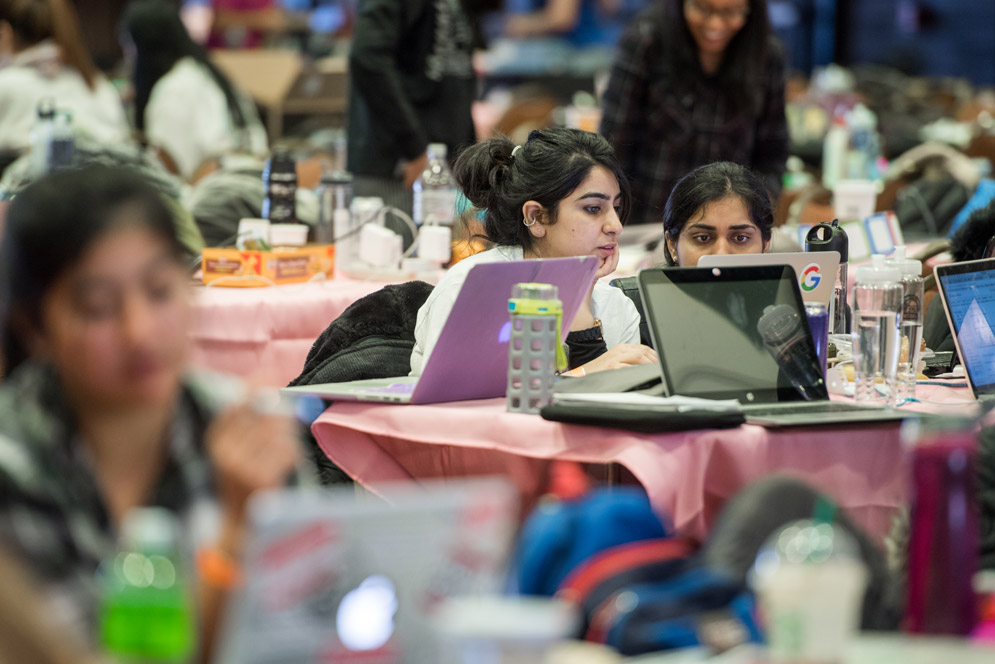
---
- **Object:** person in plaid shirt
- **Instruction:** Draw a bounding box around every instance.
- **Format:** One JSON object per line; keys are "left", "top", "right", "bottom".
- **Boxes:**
{"left": 600, "top": 0, "right": 788, "bottom": 226}
{"left": 0, "top": 166, "right": 309, "bottom": 656}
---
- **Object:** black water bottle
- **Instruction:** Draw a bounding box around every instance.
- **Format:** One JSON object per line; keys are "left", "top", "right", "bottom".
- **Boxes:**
{"left": 806, "top": 219, "right": 849, "bottom": 334}
{"left": 261, "top": 146, "right": 297, "bottom": 224}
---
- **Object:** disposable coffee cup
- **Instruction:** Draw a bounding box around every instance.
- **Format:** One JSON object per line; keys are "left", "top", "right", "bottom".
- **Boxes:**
{"left": 833, "top": 180, "right": 877, "bottom": 222}
{"left": 750, "top": 520, "right": 869, "bottom": 664}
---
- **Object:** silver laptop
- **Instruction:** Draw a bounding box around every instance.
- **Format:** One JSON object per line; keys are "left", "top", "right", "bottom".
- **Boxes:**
{"left": 282, "top": 256, "right": 597, "bottom": 404}
{"left": 637, "top": 264, "right": 910, "bottom": 427}
{"left": 214, "top": 478, "right": 518, "bottom": 664}
{"left": 698, "top": 251, "right": 840, "bottom": 308}
{"left": 934, "top": 257, "right": 995, "bottom": 402}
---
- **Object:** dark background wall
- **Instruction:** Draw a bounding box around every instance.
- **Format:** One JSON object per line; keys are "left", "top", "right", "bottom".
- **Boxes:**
{"left": 75, "top": 0, "right": 995, "bottom": 85}
{"left": 773, "top": 0, "right": 995, "bottom": 84}
{"left": 844, "top": 0, "right": 995, "bottom": 84}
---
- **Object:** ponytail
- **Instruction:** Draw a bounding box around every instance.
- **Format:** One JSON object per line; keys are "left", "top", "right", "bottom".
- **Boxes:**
{"left": 453, "top": 128, "right": 631, "bottom": 251}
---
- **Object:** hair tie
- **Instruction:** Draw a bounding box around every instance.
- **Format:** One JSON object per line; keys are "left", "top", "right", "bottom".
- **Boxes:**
{"left": 511, "top": 145, "right": 522, "bottom": 159}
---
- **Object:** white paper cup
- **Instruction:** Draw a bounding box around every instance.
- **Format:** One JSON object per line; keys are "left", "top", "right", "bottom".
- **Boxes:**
{"left": 269, "top": 223, "right": 309, "bottom": 247}
{"left": 833, "top": 180, "right": 877, "bottom": 222}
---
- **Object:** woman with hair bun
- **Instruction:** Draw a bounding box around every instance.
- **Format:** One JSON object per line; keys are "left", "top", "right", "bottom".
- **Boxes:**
{"left": 410, "top": 127, "right": 656, "bottom": 376}
{"left": 0, "top": 0, "right": 128, "bottom": 154}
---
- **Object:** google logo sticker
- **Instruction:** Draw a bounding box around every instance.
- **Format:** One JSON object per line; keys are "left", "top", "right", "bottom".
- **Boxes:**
{"left": 800, "top": 263, "right": 822, "bottom": 292}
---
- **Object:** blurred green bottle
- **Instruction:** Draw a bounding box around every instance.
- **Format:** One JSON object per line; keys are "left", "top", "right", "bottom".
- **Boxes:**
{"left": 99, "top": 507, "right": 196, "bottom": 662}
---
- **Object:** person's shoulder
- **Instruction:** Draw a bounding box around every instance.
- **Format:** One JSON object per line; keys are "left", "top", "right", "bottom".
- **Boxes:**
{"left": 153, "top": 57, "right": 215, "bottom": 97}
{"left": 593, "top": 279, "right": 638, "bottom": 314}
{"left": 0, "top": 365, "right": 61, "bottom": 485}
{"left": 442, "top": 245, "right": 522, "bottom": 280}
{"left": 0, "top": 64, "right": 47, "bottom": 98}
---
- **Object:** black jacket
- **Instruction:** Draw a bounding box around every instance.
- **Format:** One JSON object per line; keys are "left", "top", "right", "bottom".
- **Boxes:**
{"left": 347, "top": 0, "right": 477, "bottom": 178}
{"left": 290, "top": 281, "right": 434, "bottom": 387}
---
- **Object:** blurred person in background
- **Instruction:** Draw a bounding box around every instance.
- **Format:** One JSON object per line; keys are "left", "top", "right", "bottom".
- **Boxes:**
{"left": 0, "top": 0, "right": 128, "bottom": 165}
{"left": 0, "top": 166, "right": 310, "bottom": 658}
{"left": 347, "top": 0, "right": 496, "bottom": 216}
{"left": 600, "top": 0, "right": 788, "bottom": 226}
{"left": 504, "top": 0, "right": 646, "bottom": 49}
{"left": 122, "top": 0, "right": 269, "bottom": 183}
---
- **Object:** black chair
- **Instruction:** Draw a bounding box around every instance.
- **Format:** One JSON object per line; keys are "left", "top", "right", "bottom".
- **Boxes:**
{"left": 608, "top": 276, "right": 654, "bottom": 348}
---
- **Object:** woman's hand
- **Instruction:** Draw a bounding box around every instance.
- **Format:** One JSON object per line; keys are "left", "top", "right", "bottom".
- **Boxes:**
{"left": 206, "top": 399, "right": 301, "bottom": 547}
{"left": 580, "top": 344, "right": 657, "bottom": 374}
{"left": 199, "top": 396, "right": 301, "bottom": 663}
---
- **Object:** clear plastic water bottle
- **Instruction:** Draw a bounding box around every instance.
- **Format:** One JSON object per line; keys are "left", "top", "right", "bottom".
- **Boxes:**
{"left": 316, "top": 169, "right": 352, "bottom": 245}
{"left": 29, "top": 98, "right": 56, "bottom": 176}
{"left": 261, "top": 145, "right": 298, "bottom": 224}
{"left": 851, "top": 255, "right": 902, "bottom": 405}
{"left": 99, "top": 507, "right": 196, "bottom": 662}
{"left": 846, "top": 103, "right": 880, "bottom": 180}
{"left": 48, "top": 110, "right": 75, "bottom": 172}
{"left": 507, "top": 283, "right": 567, "bottom": 414}
{"left": 821, "top": 108, "right": 850, "bottom": 191}
{"left": 413, "top": 143, "right": 457, "bottom": 227}
{"left": 887, "top": 246, "right": 924, "bottom": 403}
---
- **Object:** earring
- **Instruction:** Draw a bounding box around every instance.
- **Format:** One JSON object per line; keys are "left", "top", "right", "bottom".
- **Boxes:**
{"left": 523, "top": 216, "right": 537, "bottom": 227}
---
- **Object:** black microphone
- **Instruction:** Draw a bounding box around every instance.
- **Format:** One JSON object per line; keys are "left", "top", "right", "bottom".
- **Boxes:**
{"left": 757, "top": 304, "right": 828, "bottom": 401}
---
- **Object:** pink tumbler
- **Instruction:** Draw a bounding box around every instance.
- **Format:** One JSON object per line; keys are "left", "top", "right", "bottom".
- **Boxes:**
{"left": 904, "top": 420, "right": 979, "bottom": 635}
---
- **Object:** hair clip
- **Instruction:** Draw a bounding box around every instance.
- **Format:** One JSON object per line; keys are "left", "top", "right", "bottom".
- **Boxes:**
{"left": 511, "top": 145, "right": 522, "bottom": 159}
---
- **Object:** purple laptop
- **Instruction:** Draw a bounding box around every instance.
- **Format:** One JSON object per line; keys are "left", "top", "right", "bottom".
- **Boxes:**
{"left": 282, "top": 256, "right": 599, "bottom": 404}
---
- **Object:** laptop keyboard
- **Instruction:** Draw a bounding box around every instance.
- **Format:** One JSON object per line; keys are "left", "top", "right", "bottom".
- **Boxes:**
{"left": 742, "top": 401, "right": 877, "bottom": 416}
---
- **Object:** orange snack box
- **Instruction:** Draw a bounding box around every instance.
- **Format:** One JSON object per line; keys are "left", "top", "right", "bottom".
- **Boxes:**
{"left": 201, "top": 244, "right": 335, "bottom": 287}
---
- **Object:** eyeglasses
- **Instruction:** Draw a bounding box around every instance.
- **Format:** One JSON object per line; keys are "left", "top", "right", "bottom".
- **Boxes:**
{"left": 685, "top": 0, "right": 751, "bottom": 23}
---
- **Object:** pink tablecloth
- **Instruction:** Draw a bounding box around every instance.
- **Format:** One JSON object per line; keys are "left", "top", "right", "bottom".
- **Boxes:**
{"left": 311, "top": 383, "right": 978, "bottom": 545}
{"left": 190, "top": 277, "right": 396, "bottom": 386}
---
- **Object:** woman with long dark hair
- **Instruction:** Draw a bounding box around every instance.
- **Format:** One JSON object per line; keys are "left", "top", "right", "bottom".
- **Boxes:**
{"left": 600, "top": 0, "right": 788, "bottom": 226}
{"left": 121, "top": 0, "right": 268, "bottom": 182}
{"left": 0, "top": 0, "right": 128, "bottom": 154}
{"left": 411, "top": 127, "right": 656, "bottom": 376}
{"left": 0, "top": 166, "right": 307, "bottom": 656}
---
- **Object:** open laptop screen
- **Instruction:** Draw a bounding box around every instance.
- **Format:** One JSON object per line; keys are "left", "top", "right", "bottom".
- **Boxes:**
{"left": 638, "top": 265, "right": 828, "bottom": 403}
{"left": 935, "top": 258, "right": 995, "bottom": 396}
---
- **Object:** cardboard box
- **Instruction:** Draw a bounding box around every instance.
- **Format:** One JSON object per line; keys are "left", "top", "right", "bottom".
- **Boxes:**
{"left": 202, "top": 244, "right": 335, "bottom": 287}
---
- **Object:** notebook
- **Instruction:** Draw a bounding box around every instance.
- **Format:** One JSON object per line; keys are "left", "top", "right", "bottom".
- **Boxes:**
{"left": 637, "top": 264, "right": 910, "bottom": 427}
{"left": 282, "top": 256, "right": 598, "bottom": 404}
{"left": 697, "top": 251, "right": 840, "bottom": 308}
{"left": 934, "top": 257, "right": 995, "bottom": 402}
{"left": 214, "top": 478, "right": 518, "bottom": 664}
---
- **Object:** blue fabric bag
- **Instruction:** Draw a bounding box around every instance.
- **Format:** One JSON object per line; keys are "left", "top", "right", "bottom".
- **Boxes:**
{"left": 515, "top": 486, "right": 671, "bottom": 597}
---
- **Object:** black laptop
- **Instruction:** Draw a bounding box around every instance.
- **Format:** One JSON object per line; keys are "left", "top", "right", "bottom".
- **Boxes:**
{"left": 637, "top": 264, "right": 911, "bottom": 427}
{"left": 934, "top": 257, "right": 995, "bottom": 403}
